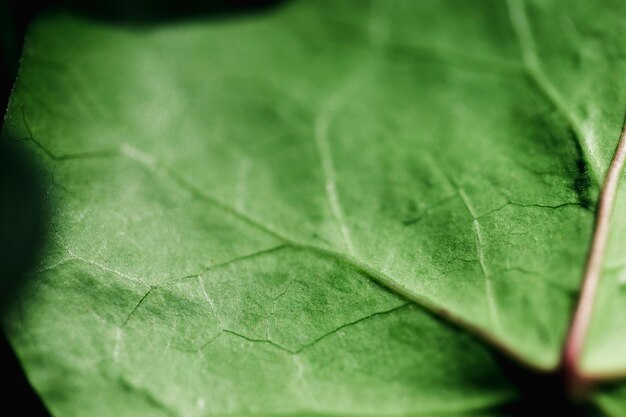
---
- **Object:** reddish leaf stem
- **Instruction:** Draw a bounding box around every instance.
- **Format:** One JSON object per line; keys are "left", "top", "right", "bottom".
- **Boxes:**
{"left": 563, "top": 118, "right": 626, "bottom": 398}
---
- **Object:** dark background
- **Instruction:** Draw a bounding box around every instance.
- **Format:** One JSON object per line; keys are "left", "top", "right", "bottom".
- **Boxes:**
{"left": 2, "top": 2, "right": 56, "bottom": 415}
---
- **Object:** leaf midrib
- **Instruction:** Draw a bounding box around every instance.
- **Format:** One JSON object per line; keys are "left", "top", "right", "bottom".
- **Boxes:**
{"left": 507, "top": 0, "right": 626, "bottom": 386}
{"left": 563, "top": 121, "right": 626, "bottom": 391}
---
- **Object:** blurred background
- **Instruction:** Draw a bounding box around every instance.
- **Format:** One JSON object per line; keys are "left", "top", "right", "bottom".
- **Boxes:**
{"left": 0, "top": 1, "right": 281, "bottom": 415}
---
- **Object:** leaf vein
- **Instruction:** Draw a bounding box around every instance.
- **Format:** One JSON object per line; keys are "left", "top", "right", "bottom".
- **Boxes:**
{"left": 506, "top": 0, "right": 602, "bottom": 182}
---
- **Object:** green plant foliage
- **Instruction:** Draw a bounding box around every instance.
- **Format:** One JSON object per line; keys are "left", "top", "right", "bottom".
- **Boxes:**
{"left": 2, "top": 0, "right": 626, "bottom": 415}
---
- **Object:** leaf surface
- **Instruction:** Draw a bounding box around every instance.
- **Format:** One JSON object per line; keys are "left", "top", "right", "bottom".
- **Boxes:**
{"left": 2, "top": 0, "right": 626, "bottom": 415}
{"left": 7, "top": 241, "right": 514, "bottom": 416}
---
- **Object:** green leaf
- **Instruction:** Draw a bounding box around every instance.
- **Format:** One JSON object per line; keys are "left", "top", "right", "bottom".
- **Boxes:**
{"left": 594, "top": 386, "right": 626, "bottom": 417}
{"left": 2, "top": 0, "right": 626, "bottom": 415}
{"left": 7, "top": 243, "right": 514, "bottom": 416}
